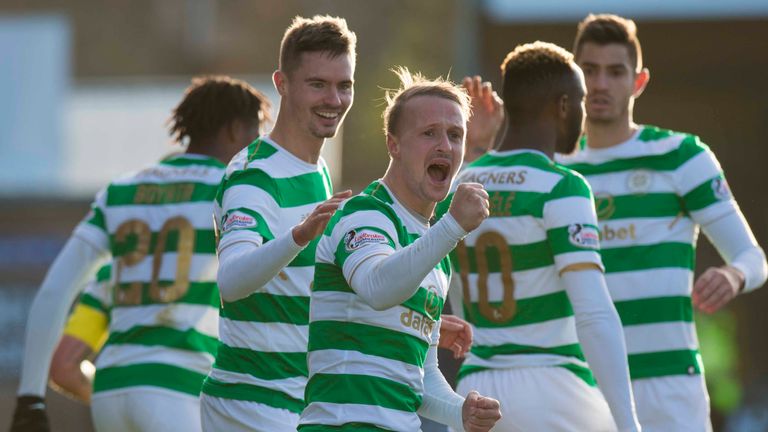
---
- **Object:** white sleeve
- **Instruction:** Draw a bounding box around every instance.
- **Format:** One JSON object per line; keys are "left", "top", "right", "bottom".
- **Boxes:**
{"left": 417, "top": 345, "right": 465, "bottom": 431}
{"left": 447, "top": 273, "right": 465, "bottom": 320}
{"left": 700, "top": 208, "right": 768, "bottom": 292}
{"left": 217, "top": 231, "right": 305, "bottom": 302}
{"left": 17, "top": 236, "right": 109, "bottom": 397}
{"left": 562, "top": 269, "right": 640, "bottom": 432}
{"left": 346, "top": 213, "right": 467, "bottom": 311}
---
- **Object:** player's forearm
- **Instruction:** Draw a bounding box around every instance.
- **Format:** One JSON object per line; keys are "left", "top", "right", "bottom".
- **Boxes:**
{"left": 18, "top": 236, "right": 106, "bottom": 397}
{"left": 417, "top": 346, "right": 465, "bottom": 431}
{"left": 563, "top": 269, "right": 640, "bottom": 432}
{"left": 49, "top": 362, "right": 92, "bottom": 404}
{"left": 217, "top": 230, "right": 304, "bottom": 302}
{"left": 701, "top": 209, "right": 768, "bottom": 292}
{"left": 348, "top": 213, "right": 467, "bottom": 310}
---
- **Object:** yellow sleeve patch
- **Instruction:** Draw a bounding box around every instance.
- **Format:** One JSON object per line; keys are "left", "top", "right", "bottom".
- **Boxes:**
{"left": 63, "top": 304, "right": 109, "bottom": 352}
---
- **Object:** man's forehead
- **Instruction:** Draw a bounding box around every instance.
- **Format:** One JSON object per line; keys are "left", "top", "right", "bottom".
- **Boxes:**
{"left": 577, "top": 42, "right": 633, "bottom": 67}
{"left": 402, "top": 95, "right": 465, "bottom": 127}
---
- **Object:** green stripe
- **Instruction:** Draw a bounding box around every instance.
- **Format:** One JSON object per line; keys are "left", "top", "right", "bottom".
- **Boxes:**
{"left": 463, "top": 290, "right": 573, "bottom": 328}
{"left": 456, "top": 363, "right": 595, "bottom": 386}
{"left": 223, "top": 169, "right": 329, "bottom": 208}
{"left": 638, "top": 125, "right": 677, "bottom": 142}
{"left": 330, "top": 195, "right": 407, "bottom": 246}
{"left": 112, "top": 229, "right": 215, "bottom": 257}
{"left": 105, "top": 325, "right": 218, "bottom": 356}
{"left": 614, "top": 296, "right": 693, "bottom": 326}
{"left": 299, "top": 423, "right": 394, "bottom": 432}
{"left": 291, "top": 238, "right": 318, "bottom": 267}
{"left": 94, "top": 363, "right": 206, "bottom": 395}
{"left": 547, "top": 224, "right": 600, "bottom": 255}
{"left": 601, "top": 243, "right": 694, "bottom": 273}
{"left": 85, "top": 206, "right": 107, "bottom": 232}
{"left": 96, "top": 264, "right": 112, "bottom": 281}
{"left": 402, "top": 286, "right": 444, "bottom": 321}
{"left": 113, "top": 281, "right": 219, "bottom": 307}
{"left": 452, "top": 240, "right": 553, "bottom": 274}
{"left": 595, "top": 193, "right": 684, "bottom": 220}
{"left": 80, "top": 293, "right": 109, "bottom": 314}
{"left": 564, "top": 135, "right": 703, "bottom": 175}
{"left": 202, "top": 377, "right": 304, "bottom": 413}
{"left": 470, "top": 342, "right": 584, "bottom": 361}
{"left": 213, "top": 344, "right": 307, "bottom": 380}
{"left": 309, "top": 320, "right": 428, "bottom": 367}
{"left": 313, "top": 263, "right": 354, "bottom": 294}
{"left": 306, "top": 373, "right": 421, "bottom": 413}
{"left": 333, "top": 226, "right": 395, "bottom": 268}
{"left": 246, "top": 138, "right": 278, "bottom": 162}
{"left": 682, "top": 174, "right": 726, "bottom": 212}
{"left": 628, "top": 349, "right": 702, "bottom": 380}
{"left": 363, "top": 180, "right": 394, "bottom": 204}
{"left": 161, "top": 155, "right": 225, "bottom": 168}
{"left": 106, "top": 182, "right": 219, "bottom": 206}
{"left": 221, "top": 293, "right": 309, "bottom": 324}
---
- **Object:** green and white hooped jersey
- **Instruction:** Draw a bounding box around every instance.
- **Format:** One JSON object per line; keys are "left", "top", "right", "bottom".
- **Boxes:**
{"left": 557, "top": 125, "right": 738, "bottom": 380}
{"left": 201, "top": 137, "right": 333, "bottom": 415}
{"left": 73, "top": 153, "right": 226, "bottom": 397}
{"left": 299, "top": 181, "right": 449, "bottom": 432}
{"left": 436, "top": 149, "right": 603, "bottom": 385}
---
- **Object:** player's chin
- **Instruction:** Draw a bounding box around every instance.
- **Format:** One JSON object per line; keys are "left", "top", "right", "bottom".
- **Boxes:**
{"left": 423, "top": 182, "right": 451, "bottom": 204}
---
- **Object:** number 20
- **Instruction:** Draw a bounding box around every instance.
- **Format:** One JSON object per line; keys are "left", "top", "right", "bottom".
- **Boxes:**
{"left": 113, "top": 216, "right": 195, "bottom": 305}
{"left": 455, "top": 231, "right": 517, "bottom": 323}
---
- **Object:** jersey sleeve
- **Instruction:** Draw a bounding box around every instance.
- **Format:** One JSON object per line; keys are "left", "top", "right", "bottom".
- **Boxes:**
{"left": 675, "top": 135, "right": 738, "bottom": 225}
{"left": 72, "top": 186, "right": 110, "bottom": 251}
{"left": 63, "top": 265, "right": 112, "bottom": 352}
{"left": 215, "top": 167, "right": 280, "bottom": 252}
{"left": 543, "top": 172, "right": 604, "bottom": 274}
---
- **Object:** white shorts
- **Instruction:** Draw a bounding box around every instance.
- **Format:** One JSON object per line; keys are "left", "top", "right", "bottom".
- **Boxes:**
{"left": 91, "top": 388, "right": 202, "bottom": 432}
{"left": 200, "top": 393, "right": 299, "bottom": 432}
{"left": 632, "top": 375, "right": 712, "bottom": 432}
{"left": 454, "top": 366, "right": 617, "bottom": 432}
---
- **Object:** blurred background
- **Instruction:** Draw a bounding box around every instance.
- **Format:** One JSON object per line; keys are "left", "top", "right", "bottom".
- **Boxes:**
{"left": 1, "top": 1, "right": 767, "bottom": 430}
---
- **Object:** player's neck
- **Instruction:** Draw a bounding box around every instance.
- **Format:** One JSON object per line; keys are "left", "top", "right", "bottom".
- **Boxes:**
{"left": 495, "top": 121, "right": 556, "bottom": 159}
{"left": 381, "top": 172, "right": 435, "bottom": 221}
{"left": 186, "top": 141, "right": 225, "bottom": 163}
{"left": 269, "top": 120, "right": 324, "bottom": 164}
{"left": 584, "top": 117, "right": 639, "bottom": 149}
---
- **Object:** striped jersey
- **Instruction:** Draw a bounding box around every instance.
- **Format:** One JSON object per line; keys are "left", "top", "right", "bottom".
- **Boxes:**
{"left": 202, "top": 137, "right": 333, "bottom": 415}
{"left": 435, "top": 149, "right": 603, "bottom": 385}
{"left": 300, "top": 181, "right": 450, "bottom": 432}
{"left": 72, "top": 153, "right": 225, "bottom": 397}
{"left": 557, "top": 125, "right": 737, "bottom": 380}
{"left": 63, "top": 264, "right": 112, "bottom": 353}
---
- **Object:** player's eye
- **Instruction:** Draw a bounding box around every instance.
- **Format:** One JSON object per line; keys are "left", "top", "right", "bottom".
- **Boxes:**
{"left": 424, "top": 129, "right": 435, "bottom": 137}
{"left": 309, "top": 81, "right": 325, "bottom": 89}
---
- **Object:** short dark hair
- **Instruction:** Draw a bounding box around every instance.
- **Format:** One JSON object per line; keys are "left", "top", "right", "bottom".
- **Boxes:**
{"left": 574, "top": 14, "right": 643, "bottom": 72}
{"left": 279, "top": 15, "right": 357, "bottom": 76}
{"left": 168, "top": 76, "right": 271, "bottom": 145}
{"left": 382, "top": 67, "right": 471, "bottom": 136}
{"left": 500, "top": 41, "right": 575, "bottom": 122}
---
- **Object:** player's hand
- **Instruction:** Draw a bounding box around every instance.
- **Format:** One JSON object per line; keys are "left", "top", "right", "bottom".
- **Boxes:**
{"left": 462, "top": 390, "right": 502, "bottom": 432}
{"left": 438, "top": 314, "right": 473, "bottom": 359}
{"left": 692, "top": 265, "right": 744, "bottom": 313}
{"left": 292, "top": 190, "right": 353, "bottom": 246}
{"left": 10, "top": 396, "right": 50, "bottom": 432}
{"left": 463, "top": 76, "right": 504, "bottom": 161}
{"left": 449, "top": 183, "right": 489, "bottom": 232}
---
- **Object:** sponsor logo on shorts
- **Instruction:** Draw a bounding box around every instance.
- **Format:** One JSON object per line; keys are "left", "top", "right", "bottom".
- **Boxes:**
{"left": 568, "top": 223, "right": 600, "bottom": 249}
{"left": 344, "top": 229, "right": 388, "bottom": 252}
{"left": 711, "top": 177, "right": 732, "bottom": 201}
{"left": 221, "top": 211, "right": 257, "bottom": 233}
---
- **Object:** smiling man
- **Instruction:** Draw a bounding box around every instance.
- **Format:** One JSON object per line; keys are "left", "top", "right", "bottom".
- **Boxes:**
{"left": 199, "top": 16, "right": 355, "bottom": 432}
{"left": 557, "top": 14, "right": 768, "bottom": 431}
{"left": 298, "top": 68, "right": 501, "bottom": 432}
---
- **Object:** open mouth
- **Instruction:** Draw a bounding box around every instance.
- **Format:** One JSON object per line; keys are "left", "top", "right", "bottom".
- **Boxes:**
{"left": 427, "top": 161, "right": 451, "bottom": 183}
{"left": 316, "top": 110, "right": 340, "bottom": 121}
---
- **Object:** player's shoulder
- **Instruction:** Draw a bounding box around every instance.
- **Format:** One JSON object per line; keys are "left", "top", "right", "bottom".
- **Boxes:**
{"left": 549, "top": 163, "right": 593, "bottom": 199}
{"left": 637, "top": 124, "right": 709, "bottom": 158}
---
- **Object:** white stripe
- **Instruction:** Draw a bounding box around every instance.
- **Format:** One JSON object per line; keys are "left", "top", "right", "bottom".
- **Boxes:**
{"left": 456, "top": 165, "right": 563, "bottom": 193}
{"left": 553, "top": 251, "right": 603, "bottom": 274}
{"left": 96, "top": 344, "right": 214, "bottom": 373}
{"left": 219, "top": 319, "right": 307, "bottom": 353}
{"left": 308, "top": 349, "right": 423, "bottom": 391}
{"left": 676, "top": 150, "right": 722, "bottom": 195}
{"left": 244, "top": 143, "right": 328, "bottom": 180}
{"left": 310, "top": 291, "right": 435, "bottom": 344}
{"left": 623, "top": 321, "right": 698, "bottom": 355}
{"left": 473, "top": 316, "right": 578, "bottom": 348}
{"left": 110, "top": 165, "right": 225, "bottom": 186}
{"left": 598, "top": 217, "right": 696, "bottom": 249}
{"left": 581, "top": 170, "right": 676, "bottom": 196}
{"left": 110, "top": 303, "right": 219, "bottom": 337}
{"left": 300, "top": 402, "right": 419, "bottom": 431}
{"left": 605, "top": 268, "right": 692, "bottom": 301}
{"left": 543, "top": 196, "right": 599, "bottom": 230}
{"left": 463, "top": 215, "right": 546, "bottom": 246}
{"left": 104, "top": 202, "right": 216, "bottom": 231}
{"left": 557, "top": 132, "right": 684, "bottom": 165}
{"left": 463, "top": 267, "right": 561, "bottom": 301}
{"left": 116, "top": 253, "right": 217, "bottom": 283}
{"left": 208, "top": 367, "right": 306, "bottom": 400}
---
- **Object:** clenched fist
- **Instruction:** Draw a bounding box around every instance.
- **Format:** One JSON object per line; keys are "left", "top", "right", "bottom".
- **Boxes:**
{"left": 449, "top": 183, "right": 489, "bottom": 232}
{"left": 462, "top": 390, "right": 502, "bottom": 432}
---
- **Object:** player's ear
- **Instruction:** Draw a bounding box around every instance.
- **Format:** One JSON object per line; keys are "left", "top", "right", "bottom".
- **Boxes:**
{"left": 386, "top": 132, "right": 400, "bottom": 159}
{"left": 273, "top": 70, "right": 287, "bottom": 96}
{"left": 633, "top": 68, "right": 650, "bottom": 98}
{"left": 557, "top": 93, "right": 570, "bottom": 120}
